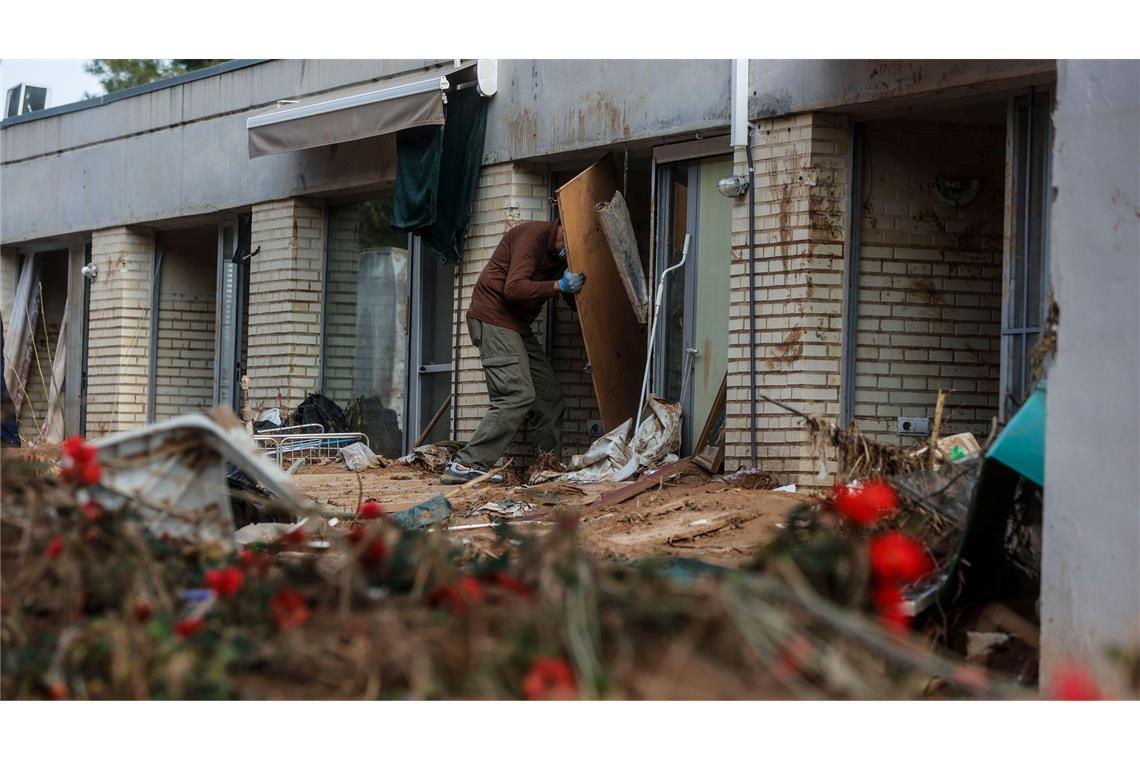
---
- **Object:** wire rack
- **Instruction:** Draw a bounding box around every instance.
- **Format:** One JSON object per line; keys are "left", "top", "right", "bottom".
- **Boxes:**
{"left": 254, "top": 425, "right": 371, "bottom": 469}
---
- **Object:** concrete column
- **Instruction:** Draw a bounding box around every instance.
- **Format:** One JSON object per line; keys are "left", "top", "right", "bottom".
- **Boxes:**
{"left": 725, "top": 113, "right": 850, "bottom": 487}
{"left": 246, "top": 198, "right": 325, "bottom": 414}
{"left": 1041, "top": 60, "right": 1140, "bottom": 695}
{"left": 1, "top": 246, "right": 19, "bottom": 327}
{"left": 86, "top": 227, "right": 154, "bottom": 436}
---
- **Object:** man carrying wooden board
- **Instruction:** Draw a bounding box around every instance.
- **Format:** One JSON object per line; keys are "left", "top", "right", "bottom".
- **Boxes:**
{"left": 442, "top": 218, "right": 586, "bottom": 484}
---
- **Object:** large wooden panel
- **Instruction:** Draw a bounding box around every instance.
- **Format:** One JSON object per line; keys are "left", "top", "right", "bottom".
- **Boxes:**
{"left": 557, "top": 155, "right": 647, "bottom": 431}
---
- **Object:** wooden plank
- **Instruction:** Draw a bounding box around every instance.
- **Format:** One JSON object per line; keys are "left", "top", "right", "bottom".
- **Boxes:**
{"left": 595, "top": 191, "right": 649, "bottom": 323}
{"left": 557, "top": 156, "right": 647, "bottom": 431}
{"left": 596, "top": 458, "right": 695, "bottom": 509}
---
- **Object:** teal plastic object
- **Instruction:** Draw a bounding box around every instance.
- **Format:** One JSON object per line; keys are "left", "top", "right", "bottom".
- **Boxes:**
{"left": 986, "top": 384, "right": 1047, "bottom": 486}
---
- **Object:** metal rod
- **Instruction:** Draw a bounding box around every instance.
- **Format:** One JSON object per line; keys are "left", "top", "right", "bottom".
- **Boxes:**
{"left": 758, "top": 393, "right": 816, "bottom": 422}
{"left": 633, "top": 234, "right": 690, "bottom": 439}
{"left": 414, "top": 392, "right": 452, "bottom": 449}
{"left": 839, "top": 123, "right": 864, "bottom": 427}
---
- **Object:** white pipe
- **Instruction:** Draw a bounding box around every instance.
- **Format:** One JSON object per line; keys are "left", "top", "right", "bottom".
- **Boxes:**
{"left": 632, "top": 234, "right": 690, "bottom": 439}
{"left": 730, "top": 60, "right": 749, "bottom": 148}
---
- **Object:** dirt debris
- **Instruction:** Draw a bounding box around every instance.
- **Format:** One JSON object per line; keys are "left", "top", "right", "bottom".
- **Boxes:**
{"left": 294, "top": 465, "right": 805, "bottom": 568}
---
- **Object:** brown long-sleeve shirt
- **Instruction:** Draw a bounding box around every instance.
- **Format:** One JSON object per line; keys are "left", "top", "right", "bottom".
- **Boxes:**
{"left": 467, "top": 220, "right": 571, "bottom": 336}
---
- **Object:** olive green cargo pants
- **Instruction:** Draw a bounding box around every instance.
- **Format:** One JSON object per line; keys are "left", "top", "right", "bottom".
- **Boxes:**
{"left": 454, "top": 317, "right": 565, "bottom": 469}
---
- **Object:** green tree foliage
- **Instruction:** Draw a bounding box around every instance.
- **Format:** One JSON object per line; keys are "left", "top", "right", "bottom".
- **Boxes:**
{"left": 84, "top": 60, "right": 227, "bottom": 95}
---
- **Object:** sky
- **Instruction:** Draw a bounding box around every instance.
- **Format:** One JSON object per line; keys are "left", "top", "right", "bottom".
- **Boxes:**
{"left": 0, "top": 59, "right": 104, "bottom": 108}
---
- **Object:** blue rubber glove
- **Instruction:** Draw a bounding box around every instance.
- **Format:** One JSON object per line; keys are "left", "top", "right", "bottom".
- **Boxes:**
{"left": 557, "top": 270, "right": 586, "bottom": 294}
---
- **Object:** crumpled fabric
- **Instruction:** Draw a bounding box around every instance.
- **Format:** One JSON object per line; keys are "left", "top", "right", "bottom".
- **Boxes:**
{"left": 531, "top": 396, "right": 681, "bottom": 484}
{"left": 395, "top": 443, "right": 457, "bottom": 473}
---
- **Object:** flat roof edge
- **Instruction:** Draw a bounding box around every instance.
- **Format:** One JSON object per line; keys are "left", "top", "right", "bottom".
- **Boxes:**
{"left": 1, "top": 59, "right": 268, "bottom": 129}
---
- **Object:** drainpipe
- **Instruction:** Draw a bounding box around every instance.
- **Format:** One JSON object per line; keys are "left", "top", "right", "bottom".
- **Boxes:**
{"left": 746, "top": 126, "right": 757, "bottom": 469}
{"left": 451, "top": 254, "right": 464, "bottom": 442}
{"left": 731, "top": 59, "right": 759, "bottom": 469}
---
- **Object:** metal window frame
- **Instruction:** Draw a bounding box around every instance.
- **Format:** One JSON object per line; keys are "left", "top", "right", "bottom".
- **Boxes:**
{"left": 405, "top": 235, "right": 456, "bottom": 452}
{"left": 1000, "top": 87, "right": 1054, "bottom": 418}
{"left": 212, "top": 217, "right": 245, "bottom": 412}
{"left": 64, "top": 238, "right": 90, "bottom": 437}
{"left": 146, "top": 236, "right": 164, "bottom": 423}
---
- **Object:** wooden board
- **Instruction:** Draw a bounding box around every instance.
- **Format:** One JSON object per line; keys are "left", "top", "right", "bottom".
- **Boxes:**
{"left": 595, "top": 459, "right": 696, "bottom": 509}
{"left": 557, "top": 156, "right": 647, "bottom": 431}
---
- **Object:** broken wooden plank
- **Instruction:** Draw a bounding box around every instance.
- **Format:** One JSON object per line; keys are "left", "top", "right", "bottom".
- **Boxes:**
{"left": 596, "top": 458, "right": 695, "bottom": 509}
{"left": 557, "top": 156, "right": 647, "bottom": 432}
{"left": 595, "top": 190, "right": 649, "bottom": 324}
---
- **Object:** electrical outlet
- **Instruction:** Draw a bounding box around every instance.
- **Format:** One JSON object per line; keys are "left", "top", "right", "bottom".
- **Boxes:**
{"left": 587, "top": 419, "right": 604, "bottom": 437}
{"left": 897, "top": 416, "right": 930, "bottom": 436}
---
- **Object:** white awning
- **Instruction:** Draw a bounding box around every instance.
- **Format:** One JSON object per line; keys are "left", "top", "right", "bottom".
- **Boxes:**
{"left": 246, "top": 64, "right": 473, "bottom": 158}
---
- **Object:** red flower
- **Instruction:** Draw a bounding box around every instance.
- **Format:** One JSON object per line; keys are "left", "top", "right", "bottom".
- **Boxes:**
{"left": 205, "top": 566, "right": 245, "bottom": 598}
{"left": 80, "top": 500, "right": 104, "bottom": 522}
{"left": 60, "top": 437, "right": 102, "bottom": 486}
{"left": 347, "top": 525, "right": 367, "bottom": 545}
{"left": 361, "top": 537, "right": 388, "bottom": 567}
{"left": 280, "top": 527, "right": 307, "bottom": 548}
{"left": 270, "top": 589, "right": 310, "bottom": 630}
{"left": 357, "top": 499, "right": 383, "bottom": 520}
{"left": 174, "top": 617, "right": 205, "bottom": 638}
{"left": 869, "top": 532, "right": 933, "bottom": 583}
{"left": 426, "top": 577, "right": 485, "bottom": 613}
{"left": 45, "top": 536, "right": 63, "bottom": 560}
{"left": 522, "top": 657, "right": 577, "bottom": 700}
{"left": 832, "top": 480, "right": 898, "bottom": 526}
{"left": 47, "top": 681, "right": 70, "bottom": 700}
{"left": 872, "top": 583, "right": 910, "bottom": 631}
{"left": 62, "top": 436, "right": 95, "bottom": 463}
{"left": 133, "top": 599, "right": 154, "bottom": 623}
{"left": 1049, "top": 664, "right": 1103, "bottom": 700}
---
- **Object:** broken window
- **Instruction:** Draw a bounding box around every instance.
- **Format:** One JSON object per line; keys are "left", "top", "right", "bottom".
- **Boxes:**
{"left": 322, "top": 196, "right": 410, "bottom": 457}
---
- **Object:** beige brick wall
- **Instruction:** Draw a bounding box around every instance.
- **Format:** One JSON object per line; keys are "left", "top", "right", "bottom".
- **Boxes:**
{"left": 322, "top": 206, "right": 362, "bottom": 409}
{"left": 452, "top": 161, "right": 599, "bottom": 469}
{"left": 247, "top": 199, "right": 325, "bottom": 415}
{"left": 154, "top": 240, "right": 217, "bottom": 420}
{"left": 853, "top": 119, "right": 1004, "bottom": 443}
{"left": 725, "top": 113, "right": 850, "bottom": 486}
{"left": 86, "top": 227, "right": 154, "bottom": 436}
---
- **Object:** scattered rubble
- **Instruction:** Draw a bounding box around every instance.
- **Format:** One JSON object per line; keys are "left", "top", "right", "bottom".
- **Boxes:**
{"left": 4, "top": 396, "right": 1124, "bottom": 700}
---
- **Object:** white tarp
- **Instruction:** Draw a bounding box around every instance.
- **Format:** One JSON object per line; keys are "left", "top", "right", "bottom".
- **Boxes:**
{"left": 530, "top": 396, "right": 681, "bottom": 484}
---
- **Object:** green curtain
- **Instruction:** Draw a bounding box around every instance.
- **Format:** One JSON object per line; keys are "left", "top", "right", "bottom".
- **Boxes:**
{"left": 392, "top": 126, "right": 442, "bottom": 230}
{"left": 392, "top": 88, "right": 489, "bottom": 264}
